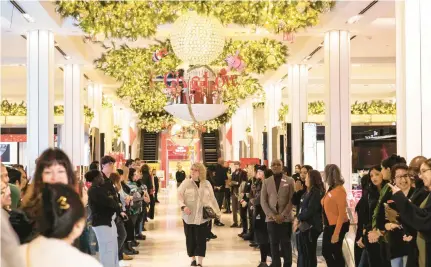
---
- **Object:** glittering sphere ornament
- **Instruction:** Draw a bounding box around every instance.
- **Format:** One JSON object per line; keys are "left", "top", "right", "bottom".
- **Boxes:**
{"left": 170, "top": 11, "right": 225, "bottom": 65}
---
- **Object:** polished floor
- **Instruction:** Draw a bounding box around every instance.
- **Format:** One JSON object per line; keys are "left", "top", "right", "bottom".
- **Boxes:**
{"left": 128, "top": 183, "right": 327, "bottom": 267}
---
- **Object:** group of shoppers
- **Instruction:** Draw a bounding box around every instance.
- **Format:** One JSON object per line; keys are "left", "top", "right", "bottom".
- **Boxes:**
{"left": 177, "top": 154, "right": 431, "bottom": 267}
{"left": 0, "top": 148, "right": 161, "bottom": 267}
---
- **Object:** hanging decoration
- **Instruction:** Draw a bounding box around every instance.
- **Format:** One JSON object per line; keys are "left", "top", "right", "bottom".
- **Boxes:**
{"left": 170, "top": 11, "right": 225, "bottom": 65}
{"left": 308, "top": 100, "right": 397, "bottom": 115}
{"left": 152, "top": 48, "right": 169, "bottom": 63}
{"left": 102, "top": 94, "right": 113, "bottom": 108}
{"left": 56, "top": 1, "right": 334, "bottom": 39}
{"left": 252, "top": 102, "right": 265, "bottom": 109}
{"left": 225, "top": 51, "right": 246, "bottom": 72}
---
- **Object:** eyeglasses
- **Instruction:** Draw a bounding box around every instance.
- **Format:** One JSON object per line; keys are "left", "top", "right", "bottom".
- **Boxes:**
{"left": 395, "top": 174, "right": 410, "bottom": 179}
{"left": 419, "top": 169, "right": 431, "bottom": 175}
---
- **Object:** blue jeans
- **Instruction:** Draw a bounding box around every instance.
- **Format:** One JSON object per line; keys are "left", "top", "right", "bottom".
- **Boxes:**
{"left": 92, "top": 220, "right": 119, "bottom": 267}
{"left": 391, "top": 256, "right": 407, "bottom": 267}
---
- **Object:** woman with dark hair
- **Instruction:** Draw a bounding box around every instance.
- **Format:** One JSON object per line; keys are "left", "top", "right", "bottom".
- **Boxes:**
{"left": 388, "top": 158, "right": 431, "bottom": 267}
{"left": 128, "top": 168, "right": 149, "bottom": 240}
{"left": 321, "top": 164, "right": 350, "bottom": 267}
{"left": 354, "top": 174, "right": 370, "bottom": 267}
{"left": 88, "top": 170, "right": 120, "bottom": 267}
{"left": 110, "top": 172, "right": 137, "bottom": 258}
{"left": 11, "top": 148, "right": 80, "bottom": 244}
{"left": 140, "top": 164, "right": 155, "bottom": 220}
{"left": 252, "top": 165, "right": 271, "bottom": 267}
{"left": 293, "top": 165, "right": 313, "bottom": 219}
{"left": 383, "top": 164, "right": 414, "bottom": 267}
{"left": 368, "top": 155, "right": 406, "bottom": 267}
{"left": 152, "top": 169, "right": 160, "bottom": 203}
{"left": 20, "top": 183, "right": 101, "bottom": 267}
{"left": 238, "top": 166, "right": 251, "bottom": 238}
{"left": 296, "top": 170, "right": 325, "bottom": 267}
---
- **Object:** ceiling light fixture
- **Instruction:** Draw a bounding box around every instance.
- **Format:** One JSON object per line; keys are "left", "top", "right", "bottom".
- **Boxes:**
{"left": 22, "top": 13, "right": 35, "bottom": 23}
{"left": 346, "top": 15, "right": 362, "bottom": 24}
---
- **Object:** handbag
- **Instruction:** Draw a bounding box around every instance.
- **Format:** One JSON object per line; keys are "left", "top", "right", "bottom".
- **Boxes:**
{"left": 298, "top": 221, "right": 313, "bottom": 232}
{"left": 202, "top": 206, "right": 217, "bottom": 219}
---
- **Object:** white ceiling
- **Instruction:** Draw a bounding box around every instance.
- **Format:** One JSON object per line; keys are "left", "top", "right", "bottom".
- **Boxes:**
{"left": 1, "top": 0, "right": 397, "bottom": 108}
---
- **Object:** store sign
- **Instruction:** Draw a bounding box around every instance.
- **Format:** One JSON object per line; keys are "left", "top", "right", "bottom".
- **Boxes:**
{"left": 162, "top": 70, "right": 238, "bottom": 92}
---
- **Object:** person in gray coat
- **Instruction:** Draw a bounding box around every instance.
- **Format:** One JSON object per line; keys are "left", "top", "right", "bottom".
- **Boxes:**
{"left": 260, "top": 159, "right": 295, "bottom": 267}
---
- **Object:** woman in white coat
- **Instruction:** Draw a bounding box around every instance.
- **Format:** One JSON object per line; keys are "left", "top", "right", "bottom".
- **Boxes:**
{"left": 20, "top": 183, "right": 101, "bottom": 267}
{"left": 178, "top": 162, "right": 221, "bottom": 267}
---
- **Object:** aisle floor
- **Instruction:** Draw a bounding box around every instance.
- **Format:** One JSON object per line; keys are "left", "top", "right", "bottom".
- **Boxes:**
{"left": 128, "top": 185, "right": 326, "bottom": 267}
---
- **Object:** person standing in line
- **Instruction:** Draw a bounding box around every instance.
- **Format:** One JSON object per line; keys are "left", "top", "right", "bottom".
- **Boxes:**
{"left": 224, "top": 164, "right": 232, "bottom": 214}
{"left": 178, "top": 163, "right": 221, "bottom": 267}
{"left": 213, "top": 157, "right": 228, "bottom": 226}
{"left": 321, "top": 164, "right": 350, "bottom": 267}
{"left": 152, "top": 169, "right": 160, "bottom": 203}
{"left": 176, "top": 165, "right": 186, "bottom": 187}
{"left": 100, "top": 156, "right": 129, "bottom": 266}
{"left": 292, "top": 164, "right": 301, "bottom": 181}
{"left": 260, "top": 159, "right": 295, "bottom": 267}
{"left": 296, "top": 170, "right": 325, "bottom": 267}
{"left": 88, "top": 169, "right": 120, "bottom": 267}
{"left": 231, "top": 162, "right": 245, "bottom": 228}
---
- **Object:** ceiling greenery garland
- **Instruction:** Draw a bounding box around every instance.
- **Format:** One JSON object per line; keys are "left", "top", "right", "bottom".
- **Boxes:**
{"left": 56, "top": 1, "right": 334, "bottom": 40}
{"left": 56, "top": 0, "right": 334, "bottom": 132}
{"left": 307, "top": 100, "right": 396, "bottom": 115}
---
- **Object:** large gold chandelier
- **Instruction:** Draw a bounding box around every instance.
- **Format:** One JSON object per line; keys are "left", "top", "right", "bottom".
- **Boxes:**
{"left": 170, "top": 11, "right": 225, "bottom": 65}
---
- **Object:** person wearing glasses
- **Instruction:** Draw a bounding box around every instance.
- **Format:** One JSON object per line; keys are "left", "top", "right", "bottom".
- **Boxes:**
{"left": 388, "top": 158, "right": 431, "bottom": 267}
{"left": 178, "top": 163, "right": 221, "bottom": 267}
{"left": 260, "top": 159, "right": 295, "bottom": 267}
{"left": 383, "top": 164, "right": 414, "bottom": 267}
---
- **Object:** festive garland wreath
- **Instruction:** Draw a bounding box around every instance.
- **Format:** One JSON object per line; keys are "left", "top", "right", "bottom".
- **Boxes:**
{"left": 307, "top": 100, "right": 396, "bottom": 115}
{"left": 56, "top": 1, "right": 334, "bottom": 40}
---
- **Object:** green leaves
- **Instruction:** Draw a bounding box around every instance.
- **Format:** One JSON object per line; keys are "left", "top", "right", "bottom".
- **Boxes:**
{"left": 56, "top": 1, "right": 334, "bottom": 39}
{"left": 308, "top": 100, "right": 397, "bottom": 115}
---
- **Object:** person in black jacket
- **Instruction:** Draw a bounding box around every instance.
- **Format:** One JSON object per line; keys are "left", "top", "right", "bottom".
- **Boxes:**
{"left": 176, "top": 165, "right": 186, "bottom": 187}
{"left": 100, "top": 155, "right": 129, "bottom": 264}
{"left": 152, "top": 169, "right": 160, "bottom": 203}
{"left": 292, "top": 165, "right": 313, "bottom": 216}
{"left": 354, "top": 174, "right": 370, "bottom": 267}
{"left": 141, "top": 164, "right": 155, "bottom": 220}
{"left": 213, "top": 158, "right": 228, "bottom": 226}
{"left": 296, "top": 170, "right": 325, "bottom": 267}
{"left": 88, "top": 169, "right": 120, "bottom": 267}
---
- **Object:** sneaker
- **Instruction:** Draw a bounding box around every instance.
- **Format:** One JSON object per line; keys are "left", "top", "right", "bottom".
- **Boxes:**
{"left": 191, "top": 260, "right": 197, "bottom": 266}
{"left": 119, "top": 260, "right": 131, "bottom": 267}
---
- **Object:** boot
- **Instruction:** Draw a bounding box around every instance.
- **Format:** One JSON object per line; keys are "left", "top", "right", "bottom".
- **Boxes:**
{"left": 131, "top": 240, "right": 140, "bottom": 247}
{"left": 122, "top": 253, "right": 134, "bottom": 260}
{"left": 124, "top": 241, "right": 139, "bottom": 255}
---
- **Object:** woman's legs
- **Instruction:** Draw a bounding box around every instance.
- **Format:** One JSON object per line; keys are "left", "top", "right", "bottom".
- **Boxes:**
{"left": 259, "top": 243, "right": 271, "bottom": 263}
{"left": 240, "top": 206, "right": 248, "bottom": 234}
{"left": 93, "top": 221, "right": 119, "bottom": 267}
{"left": 322, "top": 222, "right": 349, "bottom": 267}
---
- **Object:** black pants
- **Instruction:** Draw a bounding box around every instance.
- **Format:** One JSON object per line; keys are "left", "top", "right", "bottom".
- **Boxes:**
{"left": 115, "top": 218, "right": 127, "bottom": 259}
{"left": 148, "top": 195, "right": 155, "bottom": 219}
{"left": 183, "top": 221, "right": 208, "bottom": 257}
{"left": 240, "top": 205, "right": 248, "bottom": 234}
{"left": 322, "top": 221, "right": 350, "bottom": 267}
{"left": 214, "top": 191, "right": 224, "bottom": 223}
{"left": 224, "top": 189, "right": 231, "bottom": 212}
{"left": 267, "top": 222, "right": 293, "bottom": 267}
{"left": 125, "top": 215, "right": 136, "bottom": 242}
{"left": 248, "top": 204, "right": 254, "bottom": 236}
{"left": 296, "top": 228, "right": 321, "bottom": 267}
{"left": 260, "top": 243, "right": 271, "bottom": 263}
{"left": 135, "top": 211, "right": 144, "bottom": 236}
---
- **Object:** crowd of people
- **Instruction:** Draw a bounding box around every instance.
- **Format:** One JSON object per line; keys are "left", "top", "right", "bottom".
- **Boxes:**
{"left": 1, "top": 148, "right": 160, "bottom": 267}
{"left": 2, "top": 149, "right": 431, "bottom": 267}
{"left": 176, "top": 156, "right": 431, "bottom": 267}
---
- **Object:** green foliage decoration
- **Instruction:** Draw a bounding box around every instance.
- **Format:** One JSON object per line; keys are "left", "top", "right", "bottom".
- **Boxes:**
{"left": 54, "top": 105, "right": 64, "bottom": 116}
{"left": 278, "top": 103, "right": 289, "bottom": 123}
{"left": 56, "top": 1, "right": 334, "bottom": 39}
{"left": 252, "top": 102, "right": 265, "bottom": 109}
{"left": 308, "top": 100, "right": 397, "bottom": 115}
{"left": 102, "top": 95, "right": 112, "bottom": 108}
{"left": 212, "top": 38, "right": 288, "bottom": 74}
{"left": 113, "top": 125, "right": 122, "bottom": 140}
{"left": 84, "top": 105, "right": 95, "bottom": 124}
{"left": 0, "top": 100, "right": 27, "bottom": 116}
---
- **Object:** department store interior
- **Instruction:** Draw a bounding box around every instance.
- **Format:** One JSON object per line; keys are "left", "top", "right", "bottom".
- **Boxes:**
{"left": 1, "top": 1, "right": 431, "bottom": 267}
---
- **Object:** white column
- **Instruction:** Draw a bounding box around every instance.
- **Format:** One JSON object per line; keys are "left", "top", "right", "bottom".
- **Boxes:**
{"left": 265, "top": 83, "right": 282, "bottom": 163}
{"left": 288, "top": 64, "right": 308, "bottom": 170}
{"left": 27, "top": 30, "right": 55, "bottom": 176}
{"left": 252, "top": 106, "right": 265, "bottom": 159}
{"left": 63, "top": 64, "right": 84, "bottom": 167}
{"left": 396, "top": 0, "right": 431, "bottom": 161}
{"left": 324, "top": 30, "right": 352, "bottom": 190}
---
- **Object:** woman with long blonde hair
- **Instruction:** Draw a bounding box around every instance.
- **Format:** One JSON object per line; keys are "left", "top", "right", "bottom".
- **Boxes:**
{"left": 178, "top": 162, "right": 221, "bottom": 267}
